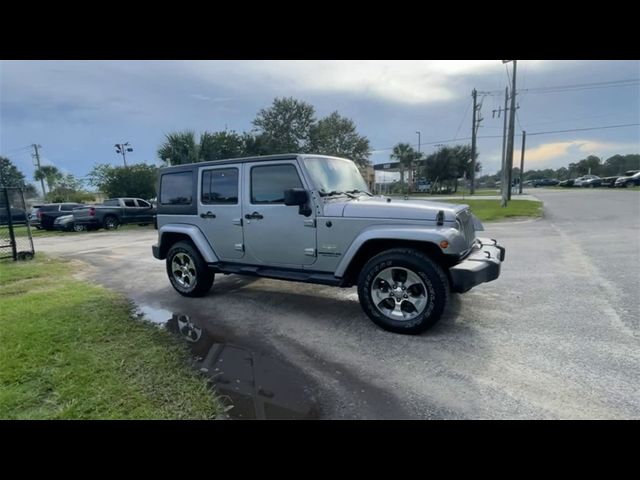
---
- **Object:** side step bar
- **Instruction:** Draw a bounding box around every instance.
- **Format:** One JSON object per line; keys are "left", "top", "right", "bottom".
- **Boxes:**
{"left": 209, "top": 263, "right": 343, "bottom": 286}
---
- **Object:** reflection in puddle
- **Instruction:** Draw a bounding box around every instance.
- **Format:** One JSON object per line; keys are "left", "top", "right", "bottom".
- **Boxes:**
{"left": 136, "top": 305, "right": 319, "bottom": 420}
{"left": 137, "top": 305, "right": 173, "bottom": 324}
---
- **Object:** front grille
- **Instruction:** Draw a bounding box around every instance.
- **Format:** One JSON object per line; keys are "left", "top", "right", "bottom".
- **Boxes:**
{"left": 456, "top": 209, "right": 476, "bottom": 249}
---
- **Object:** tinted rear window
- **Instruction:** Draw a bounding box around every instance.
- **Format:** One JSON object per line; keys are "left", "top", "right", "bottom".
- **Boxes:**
{"left": 40, "top": 205, "right": 60, "bottom": 212}
{"left": 161, "top": 172, "right": 193, "bottom": 205}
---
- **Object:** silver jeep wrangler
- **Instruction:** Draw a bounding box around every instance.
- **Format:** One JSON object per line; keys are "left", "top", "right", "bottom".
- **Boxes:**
{"left": 152, "top": 154, "right": 505, "bottom": 334}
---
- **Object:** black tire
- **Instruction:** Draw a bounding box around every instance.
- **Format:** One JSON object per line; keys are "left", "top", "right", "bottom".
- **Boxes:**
{"left": 166, "top": 241, "right": 214, "bottom": 297}
{"left": 73, "top": 223, "right": 86, "bottom": 232}
{"left": 357, "top": 248, "right": 449, "bottom": 334}
{"left": 103, "top": 215, "right": 119, "bottom": 230}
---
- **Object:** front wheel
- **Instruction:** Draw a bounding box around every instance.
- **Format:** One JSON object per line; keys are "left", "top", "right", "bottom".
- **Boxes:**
{"left": 166, "top": 241, "right": 214, "bottom": 297}
{"left": 357, "top": 248, "right": 449, "bottom": 334}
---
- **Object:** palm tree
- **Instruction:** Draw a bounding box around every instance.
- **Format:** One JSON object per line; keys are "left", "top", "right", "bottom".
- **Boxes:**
{"left": 390, "top": 143, "right": 421, "bottom": 190}
{"left": 157, "top": 131, "right": 199, "bottom": 166}
{"left": 34, "top": 165, "right": 63, "bottom": 198}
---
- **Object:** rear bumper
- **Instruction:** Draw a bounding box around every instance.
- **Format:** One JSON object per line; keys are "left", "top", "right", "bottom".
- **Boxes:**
{"left": 450, "top": 238, "right": 505, "bottom": 293}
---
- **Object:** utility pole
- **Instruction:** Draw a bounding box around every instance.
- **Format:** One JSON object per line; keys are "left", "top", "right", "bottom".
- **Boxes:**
{"left": 415, "top": 131, "right": 421, "bottom": 190}
{"left": 519, "top": 130, "right": 526, "bottom": 194}
{"left": 503, "top": 60, "right": 517, "bottom": 202}
{"left": 31, "top": 144, "right": 46, "bottom": 199}
{"left": 470, "top": 89, "right": 477, "bottom": 195}
{"left": 499, "top": 87, "right": 509, "bottom": 207}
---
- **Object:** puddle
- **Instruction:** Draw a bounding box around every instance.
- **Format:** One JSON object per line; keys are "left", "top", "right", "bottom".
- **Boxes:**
{"left": 135, "top": 305, "right": 320, "bottom": 420}
{"left": 136, "top": 305, "right": 173, "bottom": 324}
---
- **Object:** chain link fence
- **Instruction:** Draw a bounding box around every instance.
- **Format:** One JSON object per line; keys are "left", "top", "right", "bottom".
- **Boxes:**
{"left": 0, "top": 187, "right": 35, "bottom": 261}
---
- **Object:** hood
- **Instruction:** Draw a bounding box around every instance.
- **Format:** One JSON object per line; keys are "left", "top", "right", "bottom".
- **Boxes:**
{"left": 323, "top": 195, "right": 466, "bottom": 222}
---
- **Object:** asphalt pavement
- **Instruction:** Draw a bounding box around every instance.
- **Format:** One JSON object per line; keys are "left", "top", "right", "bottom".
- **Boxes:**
{"left": 31, "top": 188, "right": 640, "bottom": 419}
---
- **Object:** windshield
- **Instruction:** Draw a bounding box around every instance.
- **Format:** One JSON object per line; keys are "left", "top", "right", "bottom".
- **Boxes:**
{"left": 302, "top": 157, "right": 370, "bottom": 196}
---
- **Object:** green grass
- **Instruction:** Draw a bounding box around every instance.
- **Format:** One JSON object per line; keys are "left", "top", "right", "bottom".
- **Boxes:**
{"left": 394, "top": 188, "right": 499, "bottom": 197}
{"left": 432, "top": 199, "right": 543, "bottom": 222}
{"left": 0, "top": 255, "right": 222, "bottom": 419}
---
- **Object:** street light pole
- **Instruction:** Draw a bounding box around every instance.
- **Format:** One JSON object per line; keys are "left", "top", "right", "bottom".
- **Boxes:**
{"left": 115, "top": 142, "right": 133, "bottom": 167}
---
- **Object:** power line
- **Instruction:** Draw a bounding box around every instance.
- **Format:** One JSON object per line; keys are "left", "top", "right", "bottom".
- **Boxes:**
{"left": 526, "top": 123, "right": 640, "bottom": 136}
{"left": 0, "top": 145, "right": 32, "bottom": 156}
{"left": 371, "top": 122, "right": 640, "bottom": 153}
{"left": 453, "top": 100, "right": 472, "bottom": 141}
{"left": 477, "top": 77, "right": 640, "bottom": 96}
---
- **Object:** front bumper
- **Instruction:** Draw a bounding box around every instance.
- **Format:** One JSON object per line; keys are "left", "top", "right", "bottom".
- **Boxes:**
{"left": 450, "top": 238, "right": 505, "bottom": 293}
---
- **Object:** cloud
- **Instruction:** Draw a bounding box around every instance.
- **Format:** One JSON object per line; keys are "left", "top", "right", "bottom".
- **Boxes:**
{"left": 524, "top": 139, "right": 639, "bottom": 164}
{"left": 182, "top": 60, "right": 551, "bottom": 105}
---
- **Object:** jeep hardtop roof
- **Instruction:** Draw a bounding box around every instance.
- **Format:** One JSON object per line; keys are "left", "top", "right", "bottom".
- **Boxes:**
{"left": 158, "top": 154, "right": 351, "bottom": 172}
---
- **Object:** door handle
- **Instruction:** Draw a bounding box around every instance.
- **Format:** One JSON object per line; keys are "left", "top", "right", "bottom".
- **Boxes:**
{"left": 244, "top": 211, "right": 263, "bottom": 220}
{"left": 200, "top": 211, "right": 216, "bottom": 219}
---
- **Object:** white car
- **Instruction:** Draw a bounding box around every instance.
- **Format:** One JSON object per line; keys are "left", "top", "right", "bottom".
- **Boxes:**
{"left": 574, "top": 175, "right": 600, "bottom": 187}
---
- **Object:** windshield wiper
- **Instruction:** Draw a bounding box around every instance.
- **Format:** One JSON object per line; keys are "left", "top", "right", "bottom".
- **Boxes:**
{"left": 319, "top": 190, "right": 358, "bottom": 199}
{"left": 346, "top": 189, "right": 372, "bottom": 197}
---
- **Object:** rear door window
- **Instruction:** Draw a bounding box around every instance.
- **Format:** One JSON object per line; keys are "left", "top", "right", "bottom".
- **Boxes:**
{"left": 123, "top": 199, "right": 136, "bottom": 207}
{"left": 201, "top": 168, "right": 239, "bottom": 204}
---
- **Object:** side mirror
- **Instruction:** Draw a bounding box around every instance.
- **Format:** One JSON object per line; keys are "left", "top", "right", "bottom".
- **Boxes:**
{"left": 284, "top": 188, "right": 308, "bottom": 206}
{"left": 284, "top": 188, "right": 312, "bottom": 217}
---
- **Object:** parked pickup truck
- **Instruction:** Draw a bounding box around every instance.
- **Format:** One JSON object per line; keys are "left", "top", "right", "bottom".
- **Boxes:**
{"left": 152, "top": 154, "right": 505, "bottom": 335}
{"left": 73, "top": 197, "right": 156, "bottom": 230}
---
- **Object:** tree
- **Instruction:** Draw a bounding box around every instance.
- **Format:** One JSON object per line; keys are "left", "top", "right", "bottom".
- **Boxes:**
{"left": 308, "top": 111, "right": 371, "bottom": 167}
{"left": 602, "top": 154, "right": 640, "bottom": 176}
{"left": 157, "top": 131, "right": 199, "bottom": 166}
{"left": 252, "top": 97, "right": 316, "bottom": 153}
{"left": 48, "top": 174, "right": 94, "bottom": 203}
{"left": 88, "top": 163, "right": 158, "bottom": 199}
{"left": 423, "top": 145, "right": 479, "bottom": 192}
{"left": 34, "top": 165, "right": 63, "bottom": 194}
{"left": 241, "top": 132, "right": 272, "bottom": 157}
{"left": 198, "top": 131, "right": 246, "bottom": 162}
{"left": 390, "top": 143, "right": 422, "bottom": 186}
{"left": 0, "top": 156, "right": 28, "bottom": 188}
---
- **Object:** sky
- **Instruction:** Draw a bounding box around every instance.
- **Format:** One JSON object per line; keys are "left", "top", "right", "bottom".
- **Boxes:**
{"left": 1, "top": 60, "right": 638, "bottom": 186}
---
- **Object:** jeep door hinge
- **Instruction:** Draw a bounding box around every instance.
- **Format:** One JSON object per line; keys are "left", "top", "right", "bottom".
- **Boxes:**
{"left": 232, "top": 218, "right": 243, "bottom": 226}
{"left": 234, "top": 243, "right": 244, "bottom": 252}
{"left": 304, "top": 219, "right": 316, "bottom": 228}
{"left": 304, "top": 248, "right": 316, "bottom": 257}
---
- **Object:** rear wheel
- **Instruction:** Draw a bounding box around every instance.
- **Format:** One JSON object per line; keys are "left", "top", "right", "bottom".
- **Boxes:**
{"left": 103, "top": 215, "right": 119, "bottom": 230}
{"left": 357, "top": 248, "right": 449, "bottom": 334}
{"left": 166, "top": 241, "right": 214, "bottom": 297}
{"left": 73, "top": 224, "right": 86, "bottom": 232}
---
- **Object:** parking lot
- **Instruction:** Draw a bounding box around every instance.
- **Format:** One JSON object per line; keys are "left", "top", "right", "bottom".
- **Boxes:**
{"left": 32, "top": 189, "right": 640, "bottom": 419}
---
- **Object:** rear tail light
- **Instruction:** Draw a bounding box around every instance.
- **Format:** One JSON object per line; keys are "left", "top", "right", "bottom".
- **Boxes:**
{"left": 88, "top": 207, "right": 96, "bottom": 216}
{"left": 37, "top": 211, "right": 42, "bottom": 219}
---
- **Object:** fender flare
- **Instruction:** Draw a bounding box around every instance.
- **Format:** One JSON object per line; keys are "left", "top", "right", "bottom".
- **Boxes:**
{"left": 158, "top": 224, "right": 219, "bottom": 263}
{"left": 334, "top": 224, "right": 468, "bottom": 278}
